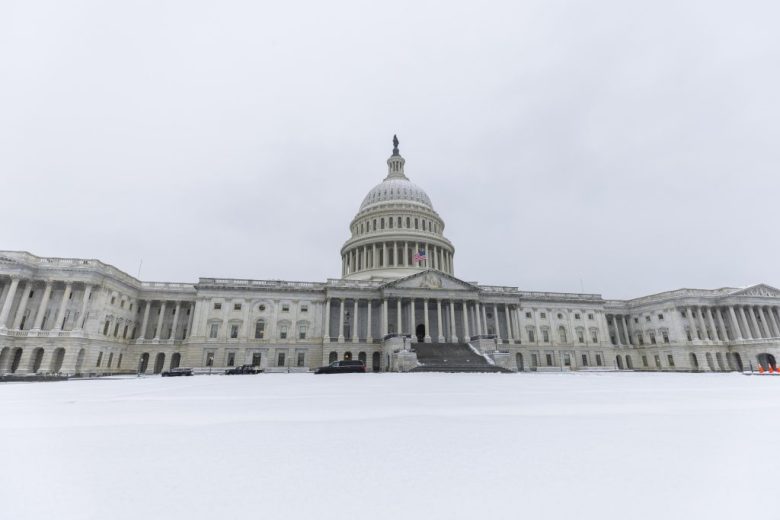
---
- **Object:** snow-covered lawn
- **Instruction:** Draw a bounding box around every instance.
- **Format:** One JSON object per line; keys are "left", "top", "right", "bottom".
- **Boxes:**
{"left": 1, "top": 372, "right": 778, "bottom": 520}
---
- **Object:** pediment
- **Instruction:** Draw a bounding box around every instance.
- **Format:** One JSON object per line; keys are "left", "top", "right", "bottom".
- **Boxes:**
{"left": 383, "top": 270, "right": 479, "bottom": 292}
{"left": 730, "top": 284, "right": 780, "bottom": 298}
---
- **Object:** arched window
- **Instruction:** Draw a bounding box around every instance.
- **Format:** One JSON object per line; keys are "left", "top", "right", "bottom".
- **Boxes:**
{"left": 279, "top": 325, "right": 288, "bottom": 339}
{"left": 344, "top": 351, "right": 353, "bottom": 361}
{"left": 389, "top": 217, "right": 393, "bottom": 229}
{"left": 406, "top": 217, "right": 410, "bottom": 228}
{"left": 397, "top": 216, "right": 401, "bottom": 227}
{"left": 558, "top": 326, "right": 567, "bottom": 343}
{"left": 414, "top": 218, "right": 419, "bottom": 229}
{"left": 358, "top": 352, "right": 367, "bottom": 364}
{"left": 255, "top": 320, "right": 265, "bottom": 339}
{"left": 329, "top": 351, "right": 337, "bottom": 363}
{"left": 381, "top": 218, "right": 385, "bottom": 229}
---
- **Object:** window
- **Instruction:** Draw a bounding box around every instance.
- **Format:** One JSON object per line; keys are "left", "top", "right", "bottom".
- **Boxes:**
{"left": 654, "top": 355, "right": 662, "bottom": 368}
{"left": 574, "top": 313, "right": 581, "bottom": 320}
{"left": 214, "top": 302, "right": 222, "bottom": 310}
{"left": 525, "top": 312, "right": 532, "bottom": 319}
{"left": 29, "top": 290, "right": 34, "bottom": 298}
{"left": 251, "top": 352, "right": 262, "bottom": 366}
{"left": 633, "top": 317, "right": 639, "bottom": 323}
{"left": 558, "top": 327, "right": 567, "bottom": 343}
{"left": 111, "top": 296, "right": 116, "bottom": 305}
{"left": 259, "top": 304, "right": 266, "bottom": 311}
{"left": 255, "top": 320, "right": 265, "bottom": 339}
{"left": 563, "top": 353, "right": 571, "bottom": 366}
{"left": 129, "top": 303, "right": 133, "bottom": 311}
{"left": 389, "top": 217, "right": 393, "bottom": 229}
{"left": 373, "top": 219, "right": 376, "bottom": 231}
{"left": 577, "top": 331, "right": 584, "bottom": 343}
{"left": 299, "top": 325, "right": 307, "bottom": 339}
{"left": 209, "top": 323, "right": 219, "bottom": 338}
{"left": 528, "top": 329, "right": 535, "bottom": 342}
{"left": 227, "top": 352, "right": 235, "bottom": 366}
{"left": 642, "top": 355, "right": 649, "bottom": 367}
{"left": 301, "top": 305, "right": 308, "bottom": 313}
{"left": 545, "top": 353, "right": 553, "bottom": 366}
{"left": 638, "top": 334, "right": 645, "bottom": 346}
{"left": 234, "top": 303, "right": 242, "bottom": 311}
{"left": 531, "top": 353, "right": 539, "bottom": 368}
{"left": 645, "top": 316, "right": 651, "bottom": 322}
{"left": 667, "top": 354, "right": 675, "bottom": 367}
{"left": 119, "top": 300, "right": 124, "bottom": 308}
{"left": 277, "top": 352, "right": 286, "bottom": 367}
{"left": 686, "top": 329, "right": 693, "bottom": 341}
{"left": 414, "top": 218, "right": 419, "bottom": 229}
{"left": 540, "top": 312, "right": 546, "bottom": 319}
{"left": 280, "top": 325, "right": 288, "bottom": 339}
{"left": 230, "top": 324, "right": 239, "bottom": 339}
{"left": 662, "top": 331, "right": 670, "bottom": 343}
{"left": 581, "top": 354, "right": 588, "bottom": 366}
{"left": 381, "top": 218, "right": 385, "bottom": 229}
{"left": 542, "top": 330, "right": 549, "bottom": 342}
{"left": 557, "top": 313, "right": 563, "bottom": 319}
{"left": 591, "top": 330, "right": 598, "bottom": 343}
{"left": 123, "top": 325, "right": 128, "bottom": 339}
{"left": 297, "top": 352, "right": 305, "bottom": 367}
{"left": 103, "top": 320, "right": 110, "bottom": 335}
{"left": 649, "top": 331, "right": 656, "bottom": 344}
{"left": 588, "top": 313, "right": 594, "bottom": 320}
{"left": 658, "top": 313, "right": 664, "bottom": 321}
{"left": 113, "top": 323, "right": 119, "bottom": 337}
{"left": 282, "top": 304, "right": 290, "bottom": 312}
{"left": 397, "top": 217, "right": 401, "bottom": 227}
{"left": 406, "top": 217, "right": 411, "bottom": 228}
{"left": 596, "top": 354, "right": 603, "bottom": 366}
{"left": 96, "top": 352, "right": 103, "bottom": 367}
{"left": 205, "top": 352, "right": 214, "bottom": 366}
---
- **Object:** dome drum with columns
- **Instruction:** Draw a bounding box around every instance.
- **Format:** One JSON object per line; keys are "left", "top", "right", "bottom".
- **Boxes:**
{"left": 340, "top": 136, "right": 455, "bottom": 281}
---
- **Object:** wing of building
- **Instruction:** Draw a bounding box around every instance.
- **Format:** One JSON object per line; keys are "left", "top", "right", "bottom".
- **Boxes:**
{"left": 1, "top": 138, "right": 780, "bottom": 376}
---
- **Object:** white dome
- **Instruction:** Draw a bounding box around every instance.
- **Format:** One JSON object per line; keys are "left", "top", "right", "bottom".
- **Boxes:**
{"left": 359, "top": 178, "right": 433, "bottom": 211}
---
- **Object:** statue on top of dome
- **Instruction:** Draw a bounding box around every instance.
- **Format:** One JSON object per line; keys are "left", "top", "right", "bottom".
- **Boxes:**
{"left": 392, "top": 134, "right": 399, "bottom": 156}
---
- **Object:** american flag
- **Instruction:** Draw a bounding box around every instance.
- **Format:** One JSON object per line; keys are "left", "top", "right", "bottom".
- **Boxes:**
{"left": 414, "top": 249, "right": 427, "bottom": 262}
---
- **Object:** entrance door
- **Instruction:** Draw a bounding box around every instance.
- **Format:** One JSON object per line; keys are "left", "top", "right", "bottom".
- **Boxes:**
{"left": 416, "top": 324, "right": 425, "bottom": 343}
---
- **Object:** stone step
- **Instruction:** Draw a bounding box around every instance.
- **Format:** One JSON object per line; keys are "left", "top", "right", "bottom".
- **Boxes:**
{"left": 411, "top": 342, "right": 510, "bottom": 373}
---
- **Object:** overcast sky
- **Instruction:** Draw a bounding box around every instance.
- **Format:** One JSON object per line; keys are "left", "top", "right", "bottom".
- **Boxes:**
{"left": 2, "top": 0, "right": 779, "bottom": 299}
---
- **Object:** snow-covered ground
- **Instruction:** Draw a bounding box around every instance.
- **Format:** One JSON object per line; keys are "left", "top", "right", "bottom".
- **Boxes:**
{"left": 1, "top": 372, "right": 778, "bottom": 520}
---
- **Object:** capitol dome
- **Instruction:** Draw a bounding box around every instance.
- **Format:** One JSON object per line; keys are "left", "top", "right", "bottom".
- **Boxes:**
{"left": 340, "top": 136, "right": 455, "bottom": 281}
{"left": 360, "top": 178, "right": 433, "bottom": 211}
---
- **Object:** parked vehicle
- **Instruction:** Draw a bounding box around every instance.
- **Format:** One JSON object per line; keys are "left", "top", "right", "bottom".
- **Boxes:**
{"left": 161, "top": 367, "right": 193, "bottom": 377}
{"left": 314, "top": 360, "right": 366, "bottom": 374}
{"left": 225, "top": 364, "right": 261, "bottom": 375}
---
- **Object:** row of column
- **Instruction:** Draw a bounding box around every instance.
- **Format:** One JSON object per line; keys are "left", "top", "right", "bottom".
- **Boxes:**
{"left": 686, "top": 304, "right": 780, "bottom": 342}
{"left": 136, "top": 300, "right": 194, "bottom": 341}
{"left": 608, "top": 314, "right": 633, "bottom": 346}
{"left": 342, "top": 241, "right": 453, "bottom": 275}
{"left": 0, "top": 277, "right": 93, "bottom": 332}
{"left": 323, "top": 297, "right": 522, "bottom": 344}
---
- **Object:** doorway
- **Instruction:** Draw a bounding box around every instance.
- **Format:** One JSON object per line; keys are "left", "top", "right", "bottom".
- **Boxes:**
{"left": 416, "top": 324, "right": 425, "bottom": 343}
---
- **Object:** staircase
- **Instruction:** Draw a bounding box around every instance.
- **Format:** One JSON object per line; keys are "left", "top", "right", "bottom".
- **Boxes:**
{"left": 409, "top": 342, "right": 511, "bottom": 373}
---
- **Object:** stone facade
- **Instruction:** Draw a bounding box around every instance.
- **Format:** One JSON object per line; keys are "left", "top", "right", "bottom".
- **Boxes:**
{"left": 1, "top": 140, "right": 779, "bottom": 375}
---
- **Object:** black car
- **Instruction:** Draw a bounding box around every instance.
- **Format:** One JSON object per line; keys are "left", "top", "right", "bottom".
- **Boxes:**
{"left": 161, "top": 367, "right": 193, "bottom": 377}
{"left": 225, "top": 364, "right": 261, "bottom": 375}
{"left": 314, "top": 360, "right": 366, "bottom": 374}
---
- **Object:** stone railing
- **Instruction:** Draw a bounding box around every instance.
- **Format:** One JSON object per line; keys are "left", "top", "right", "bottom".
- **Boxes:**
{"left": 520, "top": 290, "right": 603, "bottom": 302}
{"left": 199, "top": 278, "right": 325, "bottom": 290}
{"left": 0, "top": 250, "right": 142, "bottom": 288}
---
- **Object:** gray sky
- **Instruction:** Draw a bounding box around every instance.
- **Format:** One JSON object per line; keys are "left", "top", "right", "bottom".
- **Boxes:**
{"left": 2, "top": 0, "right": 779, "bottom": 299}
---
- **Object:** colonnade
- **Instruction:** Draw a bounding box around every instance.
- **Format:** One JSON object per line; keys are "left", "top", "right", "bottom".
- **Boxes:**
{"left": 0, "top": 276, "right": 94, "bottom": 332}
{"left": 323, "top": 297, "right": 521, "bottom": 344}
{"left": 684, "top": 304, "right": 780, "bottom": 342}
{"left": 342, "top": 241, "right": 453, "bottom": 276}
{"left": 135, "top": 299, "right": 195, "bottom": 341}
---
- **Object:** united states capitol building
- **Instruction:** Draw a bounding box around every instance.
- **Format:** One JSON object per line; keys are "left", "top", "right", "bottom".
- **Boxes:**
{"left": 1, "top": 138, "right": 779, "bottom": 376}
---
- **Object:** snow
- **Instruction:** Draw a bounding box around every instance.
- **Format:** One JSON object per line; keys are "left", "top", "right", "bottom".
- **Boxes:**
{"left": 1, "top": 372, "right": 779, "bottom": 520}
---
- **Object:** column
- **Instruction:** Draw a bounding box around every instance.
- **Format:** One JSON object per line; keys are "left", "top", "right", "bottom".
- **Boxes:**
{"left": 761, "top": 307, "right": 776, "bottom": 338}
{"left": 747, "top": 306, "right": 762, "bottom": 339}
{"left": 0, "top": 277, "right": 20, "bottom": 328}
{"left": 449, "top": 301, "right": 458, "bottom": 343}
{"left": 396, "top": 298, "right": 402, "bottom": 336}
{"left": 695, "top": 306, "right": 708, "bottom": 341}
{"left": 436, "top": 299, "right": 444, "bottom": 342}
{"left": 382, "top": 243, "right": 387, "bottom": 268}
{"left": 382, "top": 299, "right": 388, "bottom": 337}
{"left": 11, "top": 280, "right": 32, "bottom": 329}
{"left": 154, "top": 301, "right": 167, "bottom": 339}
{"left": 76, "top": 285, "right": 93, "bottom": 330}
{"left": 423, "top": 298, "right": 431, "bottom": 342}
{"left": 410, "top": 298, "right": 416, "bottom": 342}
{"left": 713, "top": 307, "right": 727, "bottom": 341}
{"left": 462, "top": 301, "right": 470, "bottom": 341}
{"left": 366, "top": 299, "right": 373, "bottom": 342}
{"left": 352, "top": 299, "right": 359, "bottom": 342}
{"left": 770, "top": 307, "right": 780, "bottom": 338}
{"left": 728, "top": 306, "right": 743, "bottom": 340}
{"left": 185, "top": 301, "right": 195, "bottom": 339}
{"left": 737, "top": 306, "right": 753, "bottom": 340}
{"left": 170, "top": 301, "right": 181, "bottom": 340}
{"left": 622, "top": 315, "right": 632, "bottom": 345}
{"left": 53, "top": 282, "right": 73, "bottom": 330}
{"left": 338, "top": 298, "right": 345, "bottom": 342}
{"left": 403, "top": 242, "right": 408, "bottom": 266}
{"left": 493, "top": 304, "right": 501, "bottom": 340}
{"left": 474, "top": 302, "right": 482, "bottom": 336}
{"left": 324, "top": 298, "right": 331, "bottom": 343}
{"left": 139, "top": 300, "right": 152, "bottom": 339}
{"left": 372, "top": 244, "right": 376, "bottom": 270}
{"left": 505, "top": 305, "right": 514, "bottom": 342}
{"left": 611, "top": 315, "right": 621, "bottom": 346}
{"left": 32, "top": 281, "right": 52, "bottom": 330}
{"left": 705, "top": 307, "right": 717, "bottom": 341}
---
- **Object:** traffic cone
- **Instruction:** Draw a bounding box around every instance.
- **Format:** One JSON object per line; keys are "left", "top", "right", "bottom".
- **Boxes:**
{"left": 758, "top": 365, "right": 765, "bottom": 374}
